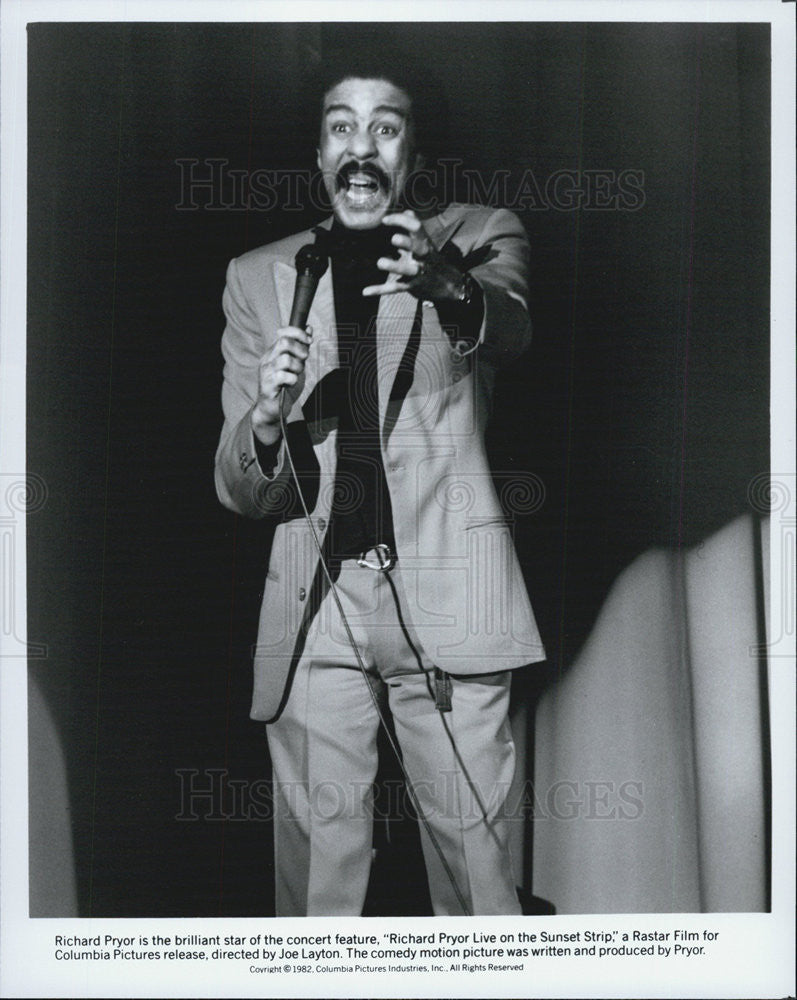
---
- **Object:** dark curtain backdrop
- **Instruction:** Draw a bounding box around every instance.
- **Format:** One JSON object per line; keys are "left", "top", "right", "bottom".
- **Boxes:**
{"left": 27, "top": 22, "right": 769, "bottom": 916}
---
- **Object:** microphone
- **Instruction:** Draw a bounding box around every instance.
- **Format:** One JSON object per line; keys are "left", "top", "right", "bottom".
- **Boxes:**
{"left": 289, "top": 244, "right": 329, "bottom": 329}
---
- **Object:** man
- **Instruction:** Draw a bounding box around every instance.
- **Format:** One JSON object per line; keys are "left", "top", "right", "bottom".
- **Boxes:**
{"left": 215, "top": 57, "right": 545, "bottom": 916}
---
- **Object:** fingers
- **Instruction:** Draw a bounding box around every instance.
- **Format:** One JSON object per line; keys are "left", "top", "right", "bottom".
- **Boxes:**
{"left": 271, "top": 369, "right": 299, "bottom": 390}
{"left": 272, "top": 352, "right": 305, "bottom": 375}
{"left": 362, "top": 280, "right": 409, "bottom": 297}
{"left": 382, "top": 210, "right": 421, "bottom": 233}
{"left": 252, "top": 324, "right": 313, "bottom": 431}
{"left": 275, "top": 324, "right": 313, "bottom": 350}
{"left": 376, "top": 255, "right": 421, "bottom": 278}
{"left": 272, "top": 339, "right": 309, "bottom": 365}
{"left": 390, "top": 232, "right": 414, "bottom": 252}
{"left": 267, "top": 324, "right": 311, "bottom": 362}
{"left": 258, "top": 325, "right": 312, "bottom": 398}
{"left": 389, "top": 227, "right": 431, "bottom": 260}
{"left": 384, "top": 211, "right": 432, "bottom": 252}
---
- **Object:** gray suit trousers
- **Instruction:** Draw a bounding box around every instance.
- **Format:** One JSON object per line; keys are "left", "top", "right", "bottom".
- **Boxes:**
{"left": 266, "top": 554, "right": 522, "bottom": 916}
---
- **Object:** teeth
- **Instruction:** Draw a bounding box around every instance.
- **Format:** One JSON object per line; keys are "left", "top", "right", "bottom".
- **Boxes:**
{"left": 338, "top": 167, "right": 385, "bottom": 207}
{"left": 348, "top": 173, "right": 377, "bottom": 189}
{"left": 345, "top": 186, "right": 380, "bottom": 204}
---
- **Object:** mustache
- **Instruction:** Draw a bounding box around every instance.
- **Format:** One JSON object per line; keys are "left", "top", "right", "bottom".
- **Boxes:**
{"left": 335, "top": 161, "right": 391, "bottom": 192}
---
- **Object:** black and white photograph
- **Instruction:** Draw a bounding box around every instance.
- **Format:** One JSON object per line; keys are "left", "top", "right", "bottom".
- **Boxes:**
{"left": 1, "top": 1, "right": 794, "bottom": 997}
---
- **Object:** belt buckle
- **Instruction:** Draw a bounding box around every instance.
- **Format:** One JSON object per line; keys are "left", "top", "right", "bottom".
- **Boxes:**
{"left": 356, "top": 544, "right": 395, "bottom": 572}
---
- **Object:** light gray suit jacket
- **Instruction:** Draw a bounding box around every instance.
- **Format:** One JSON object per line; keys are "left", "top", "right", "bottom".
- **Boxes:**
{"left": 215, "top": 203, "right": 545, "bottom": 722}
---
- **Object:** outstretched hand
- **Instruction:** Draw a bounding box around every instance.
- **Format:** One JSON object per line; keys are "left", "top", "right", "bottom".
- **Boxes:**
{"left": 362, "top": 210, "right": 466, "bottom": 303}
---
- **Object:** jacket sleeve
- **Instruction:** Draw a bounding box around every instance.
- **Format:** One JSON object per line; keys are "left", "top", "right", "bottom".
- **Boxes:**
{"left": 214, "top": 256, "right": 295, "bottom": 519}
{"left": 456, "top": 207, "right": 532, "bottom": 367}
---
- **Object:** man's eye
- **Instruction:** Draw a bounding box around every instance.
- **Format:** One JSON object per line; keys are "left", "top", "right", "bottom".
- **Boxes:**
{"left": 375, "top": 124, "right": 399, "bottom": 137}
{"left": 330, "top": 122, "right": 351, "bottom": 134}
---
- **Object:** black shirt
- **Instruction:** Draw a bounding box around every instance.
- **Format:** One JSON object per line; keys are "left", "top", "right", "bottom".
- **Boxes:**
{"left": 322, "top": 220, "right": 398, "bottom": 558}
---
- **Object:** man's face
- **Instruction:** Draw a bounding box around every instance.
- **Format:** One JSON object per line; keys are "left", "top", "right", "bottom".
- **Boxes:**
{"left": 317, "top": 76, "right": 417, "bottom": 230}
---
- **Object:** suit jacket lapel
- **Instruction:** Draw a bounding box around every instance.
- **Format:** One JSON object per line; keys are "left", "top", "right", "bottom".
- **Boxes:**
{"left": 376, "top": 287, "right": 418, "bottom": 430}
{"left": 422, "top": 211, "right": 466, "bottom": 254}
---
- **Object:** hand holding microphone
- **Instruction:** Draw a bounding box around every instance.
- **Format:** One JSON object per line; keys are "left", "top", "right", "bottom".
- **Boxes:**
{"left": 251, "top": 245, "right": 328, "bottom": 446}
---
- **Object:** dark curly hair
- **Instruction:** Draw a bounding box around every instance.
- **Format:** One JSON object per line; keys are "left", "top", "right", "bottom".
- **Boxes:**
{"left": 309, "top": 43, "right": 449, "bottom": 159}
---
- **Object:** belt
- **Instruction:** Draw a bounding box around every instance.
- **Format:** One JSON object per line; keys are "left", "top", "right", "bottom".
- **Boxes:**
{"left": 356, "top": 543, "right": 396, "bottom": 572}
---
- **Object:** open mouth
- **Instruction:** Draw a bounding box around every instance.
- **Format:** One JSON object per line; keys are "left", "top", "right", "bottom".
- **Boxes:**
{"left": 337, "top": 164, "right": 389, "bottom": 207}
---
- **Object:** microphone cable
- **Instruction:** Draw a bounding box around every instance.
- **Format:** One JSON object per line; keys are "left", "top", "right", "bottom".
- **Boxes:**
{"left": 277, "top": 396, "right": 473, "bottom": 917}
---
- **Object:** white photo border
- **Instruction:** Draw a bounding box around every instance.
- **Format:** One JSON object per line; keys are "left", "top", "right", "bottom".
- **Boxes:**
{"left": 1, "top": 2, "right": 794, "bottom": 998}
